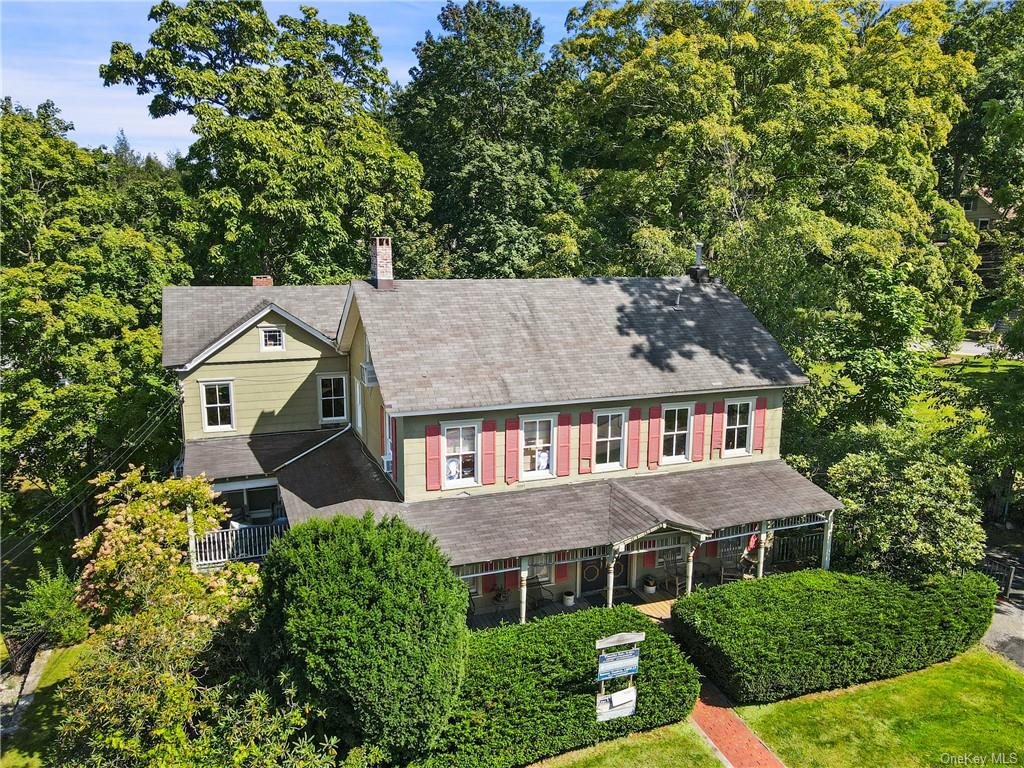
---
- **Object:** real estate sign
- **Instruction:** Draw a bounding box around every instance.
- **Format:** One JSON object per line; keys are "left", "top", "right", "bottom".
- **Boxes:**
{"left": 595, "top": 631, "right": 645, "bottom": 722}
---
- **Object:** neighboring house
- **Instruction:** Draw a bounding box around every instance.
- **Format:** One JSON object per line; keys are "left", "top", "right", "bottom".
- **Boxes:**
{"left": 164, "top": 239, "right": 840, "bottom": 621}
{"left": 961, "top": 189, "right": 1015, "bottom": 288}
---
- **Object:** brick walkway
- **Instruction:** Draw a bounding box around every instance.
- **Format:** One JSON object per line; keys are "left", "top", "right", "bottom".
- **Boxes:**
{"left": 690, "top": 679, "right": 786, "bottom": 768}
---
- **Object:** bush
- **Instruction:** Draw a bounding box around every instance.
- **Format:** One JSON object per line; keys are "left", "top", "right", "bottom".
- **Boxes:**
{"left": 8, "top": 561, "right": 90, "bottom": 645}
{"left": 417, "top": 605, "right": 700, "bottom": 768}
{"left": 672, "top": 569, "right": 997, "bottom": 703}
{"left": 258, "top": 513, "right": 469, "bottom": 763}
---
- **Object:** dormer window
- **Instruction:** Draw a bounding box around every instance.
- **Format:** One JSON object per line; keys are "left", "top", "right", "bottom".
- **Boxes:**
{"left": 260, "top": 326, "right": 285, "bottom": 351}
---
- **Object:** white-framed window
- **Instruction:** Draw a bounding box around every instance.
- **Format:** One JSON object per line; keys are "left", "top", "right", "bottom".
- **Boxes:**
{"left": 528, "top": 561, "right": 552, "bottom": 584}
{"left": 200, "top": 380, "right": 234, "bottom": 432}
{"left": 723, "top": 398, "right": 754, "bottom": 456}
{"left": 978, "top": 218, "right": 990, "bottom": 231}
{"left": 318, "top": 374, "right": 347, "bottom": 424}
{"left": 594, "top": 409, "right": 626, "bottom": 471}
{"left": 383, "top": 413, "right": 393, "bottom": 474}
{"left": 259, "top": 325, "right": 285, "bottom": 351}
{"left": 520, "top": 413, "right": 556, "bottom": 479}
{"left": 963, "top": 197, "right": 977, "bottom": 212}
{"left": 661, "top": 402, "right": 694, "bottom": 463}
{"left": 442, "top": 420, "right": 481, "bottom": 489}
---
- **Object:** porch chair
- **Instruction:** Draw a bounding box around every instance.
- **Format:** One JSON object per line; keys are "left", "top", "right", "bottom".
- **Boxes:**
{"left": 525, "top": 576, "right": 554, "bottom": 610}
{"left": 659, "top": 554, "right": 686, "bottom": 597}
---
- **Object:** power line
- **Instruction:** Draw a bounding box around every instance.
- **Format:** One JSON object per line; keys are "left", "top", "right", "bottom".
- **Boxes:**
{"left": 2, "top": 402, "right": 181, "bottom": 567}
{"left": 4, "top": 394, "right": 180, "bottom": 540}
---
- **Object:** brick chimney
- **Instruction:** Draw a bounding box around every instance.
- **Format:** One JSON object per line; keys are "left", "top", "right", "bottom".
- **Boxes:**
{"left": 252, "top": 275, "right": 274, "bottom": 287}
{"left": 369, "top": 237, "right": 394, "bottom": 290}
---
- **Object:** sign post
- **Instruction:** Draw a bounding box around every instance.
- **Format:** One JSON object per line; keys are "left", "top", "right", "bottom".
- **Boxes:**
{"left": 595, "top": 631, "right": 644, "bottom": 722}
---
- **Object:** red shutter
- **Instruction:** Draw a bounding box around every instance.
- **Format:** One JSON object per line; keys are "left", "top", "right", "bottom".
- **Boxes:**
{"left": 753, "top": 396, "right": 767, "bottom": 452}
{"left": 556, "top": 414, "right": 571, "bottom": 477}
{"left": 504, "top": 569, "right": 519, "bottom": 591}
{"left": 704, "top": 541, "right": 718, "bottom": 558}
{"left": 425, "top": 424, "right": 442, "bottom": 491}
{"left": 555, "top": 551, "right": 569, "bottom": 582}
{"left": 643, "top": 549, "right": 657, "bottom": 568}
{"left": 626, "top": 407, "right": 642, "bottom": 469}
{"left": 482, "top": 566, "right": 497, "bottom": 594}
{"left": 481, "top": 420, "right": 496, "bottom": 485}
{"left": 379, "top": 405, "right": 386, "bottom": 456}
{"left": 390, "top": 416, "right": 398, "bottom": 481}
{"left": 711, "top": 400, "right": 726, "bottom": 458}
{"left": 579, "top": 411, "right": 594, "bottom": 474}
{"left": 504, "top": 418, "right": 519, "bottom": 484}
{"left": 647, "top": 406, "right": 662, "bottom": 469}
{"left": 691, "top": 403, "right": 707, "bottom": 462}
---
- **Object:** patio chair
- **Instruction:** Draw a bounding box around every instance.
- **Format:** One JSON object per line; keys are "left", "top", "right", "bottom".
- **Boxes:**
{"left": 659, "top": 554, "right": 686, "bottom": 596}
{"left": 525, "top": 576, "right": 554, "bottom": 610}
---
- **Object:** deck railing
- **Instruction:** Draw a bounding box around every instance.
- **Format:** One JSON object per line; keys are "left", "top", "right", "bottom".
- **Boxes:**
{"left": 770, "top": 531, "right": 824, "bottom": 565}
{"left": 193, "top": 521, "right": 289, "bottom": 569}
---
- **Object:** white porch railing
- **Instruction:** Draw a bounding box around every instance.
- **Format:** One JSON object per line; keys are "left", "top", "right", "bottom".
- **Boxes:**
{"left": 193, "top": 522, "right": 289, "bottom": 569}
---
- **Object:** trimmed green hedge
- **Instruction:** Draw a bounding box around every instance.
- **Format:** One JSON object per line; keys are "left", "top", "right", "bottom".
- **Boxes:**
{"left": 417, "top": 605, "right": 700, "bottom": 768}
{"left": 672, "top": 569, "right": 997, "bottom": 704}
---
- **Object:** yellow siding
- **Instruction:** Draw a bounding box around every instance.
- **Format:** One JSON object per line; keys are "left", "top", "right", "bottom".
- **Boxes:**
{"left": 180, "top": 311, "right": 347, "bottom": 440}
{"left": 346, "top": 318, "right": 392, "bottom": 480}
{"left": 400, "top": 389, "right": 785, "bottom": 502}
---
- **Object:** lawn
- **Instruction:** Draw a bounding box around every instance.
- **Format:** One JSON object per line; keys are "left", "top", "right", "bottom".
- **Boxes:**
{"left": 737, "top": 646, "right": 1024, "bottom": 768}
{"left": 1, "top": 642, "right": 90, "bottom": 768}
{"left": 910, "top": 354, "right": 1022, "bottom": 434}
{"left": 530, "top": 721, "right": 720, "bottom": 768}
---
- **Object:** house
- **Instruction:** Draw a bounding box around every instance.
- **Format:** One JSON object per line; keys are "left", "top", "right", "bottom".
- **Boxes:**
{"left": 163, "top": 239, "right": 840, "bottom": 622}
{"left": 961, "top": 189, "right": 1015, "bottom": 288}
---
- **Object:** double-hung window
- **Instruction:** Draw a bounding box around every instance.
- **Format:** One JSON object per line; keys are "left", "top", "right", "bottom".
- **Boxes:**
{"left": 318, "top": 374, "right": 347, "bottom": 424}
{"left": 724, "top": 399, "right": 753, "bottom": 456}
{"left": 259, "top": 326, "right": 285, "bottom": 351}
{"left": 201, "top": 381, "right": 234, "bottom": 432}
{"left": 528, "top": 560, "right": 552, "bottom": 584}
{"left": 661, "top": 403, "right": 693, "bottom": 463}
{"left": 594, "top": 410, "right": 625, "bottom": 470}
{"left": 383, "top": 414, "right": 393, "bottom": 474}
{"left": 443, "top": 422, "right": 479, "bottom": 488}
{"left": 521, "top": 414, "right": 556, "bottom": 479}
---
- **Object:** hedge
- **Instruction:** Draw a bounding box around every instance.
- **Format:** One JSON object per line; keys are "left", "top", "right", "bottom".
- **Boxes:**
{"left": 416, "top": 605, "right": 700, "bottom": 768}
{"left": 672, "top": 569, "right": 997, "bottom": 704}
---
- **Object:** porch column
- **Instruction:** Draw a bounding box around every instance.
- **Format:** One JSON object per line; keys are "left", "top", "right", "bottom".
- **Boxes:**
{"left": 822, "top": 511, "right": 834, "bottom": 570}
{"left": 756, "top": 520, "right": 768, "bottom": 578}
{"left": 685, "top": 546, "right": 695, "bottom": 595}
{"left": 519, "top": 556, "right": 529, "bottom": 625}
{"left": 605, "top": 549, "right": 616, "bottom": 608}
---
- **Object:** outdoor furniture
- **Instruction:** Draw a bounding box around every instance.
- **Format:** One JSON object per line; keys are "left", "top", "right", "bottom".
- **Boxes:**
{"left": 526, "top": 576, "right": 554, "bottom": 610}
{"left": 660, "top": 554, "right": 686, "bottom": 596}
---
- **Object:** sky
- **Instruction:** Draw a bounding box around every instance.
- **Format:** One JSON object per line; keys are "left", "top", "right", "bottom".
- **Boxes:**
{"left": 1, "top": 0, "right": 578, "bottom": 158}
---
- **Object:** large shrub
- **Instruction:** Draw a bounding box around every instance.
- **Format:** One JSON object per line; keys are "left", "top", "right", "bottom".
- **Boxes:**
{"left": 7, "top": 561, "right": 90, "bottom": 645}
{"left": 258, "top": 513, "right": 469, "bottom": 763}
{"left": 418, "top": 605, "right": 700, "bottom": 768}
{"left": 672, "top": 569, "right": 997, "bottom": 703}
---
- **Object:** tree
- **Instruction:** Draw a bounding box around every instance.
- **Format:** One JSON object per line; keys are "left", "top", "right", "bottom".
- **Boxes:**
{"left": 258, "top": 513, "right": 469, "bottom": 763}
{"left": 0, "top": 101, "right": 190, "bottom": 538}
{"left": 827, "top": 426, "right": 985, "bottom": 579}
{"left": 557, "top": 0, "right": 979, "bottom": 425}
{"left": 101, "top": 1, "right": 434, "bottom": 284}
{"left": 396, "top": 0, "right": 583, "bottom": 277}
{"left": 72, "top": 468, "right": 229, "bottom": 616}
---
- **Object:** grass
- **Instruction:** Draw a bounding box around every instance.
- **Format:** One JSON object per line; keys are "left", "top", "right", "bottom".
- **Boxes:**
{"left": 530, "top": 722, "right": 720, "bottom": 768}
{"left": 1, "top": 642, "right": 90, "bottom": 768}
{"left": 910, "top": 355, "right": 1023, "bottom": 434}
{"left": 737, "top": 646, "right": 1024, "bottom": 768}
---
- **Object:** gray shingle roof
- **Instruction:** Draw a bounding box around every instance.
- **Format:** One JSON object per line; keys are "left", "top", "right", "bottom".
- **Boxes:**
{"left": 351, "top": 278, "right": 808, "bottom": 414}
{"left": 272, "top": 440, "right": 839, "bottom": 566}
{"left": 162, "top": 285, "right": 347, "bottom": 367}
{"left": 183, "top": 429, "right": 344, "bottom": 479}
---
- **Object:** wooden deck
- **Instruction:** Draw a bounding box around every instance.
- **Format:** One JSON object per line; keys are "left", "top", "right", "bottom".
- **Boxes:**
{"left": 622, "top": 588, "right": 677, "bottom": 623}
{"left": 467, "top": 587, "right": 679, "bottom": 629}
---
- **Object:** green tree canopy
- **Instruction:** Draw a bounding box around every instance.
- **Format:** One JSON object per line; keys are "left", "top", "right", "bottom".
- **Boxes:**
{"left": 557, "top": 0, "right": 979, "bottom": 424}
{"left": 396, "top": 0, "right": 584, "bottom": 277}
{"left": 101, "top": 0, "right": 434, "bottom": 284}
{"left": 0, "top": 101, "right": 189, "bottom": 532}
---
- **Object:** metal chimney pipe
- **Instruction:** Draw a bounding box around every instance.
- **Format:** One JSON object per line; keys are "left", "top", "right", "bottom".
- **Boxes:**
{"left": 694, "top": 242, "right": 704, "bottom": 266}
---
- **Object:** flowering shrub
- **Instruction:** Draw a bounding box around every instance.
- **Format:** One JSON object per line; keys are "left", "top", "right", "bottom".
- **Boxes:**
{"left": 73, "top": 467, "right": 227, "bottom": 615}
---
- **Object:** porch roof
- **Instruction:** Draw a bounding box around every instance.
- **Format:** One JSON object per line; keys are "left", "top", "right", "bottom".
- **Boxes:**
{"left": 270, "top": 439, "right": 839, "bottom": 566}
{"left": 182, "top": 428, "right": 345, "bottom": 480}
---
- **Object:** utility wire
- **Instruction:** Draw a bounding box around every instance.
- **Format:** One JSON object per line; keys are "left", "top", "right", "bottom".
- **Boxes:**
{"left": 2, "top": 402, "right": 180, "bottom": 567}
